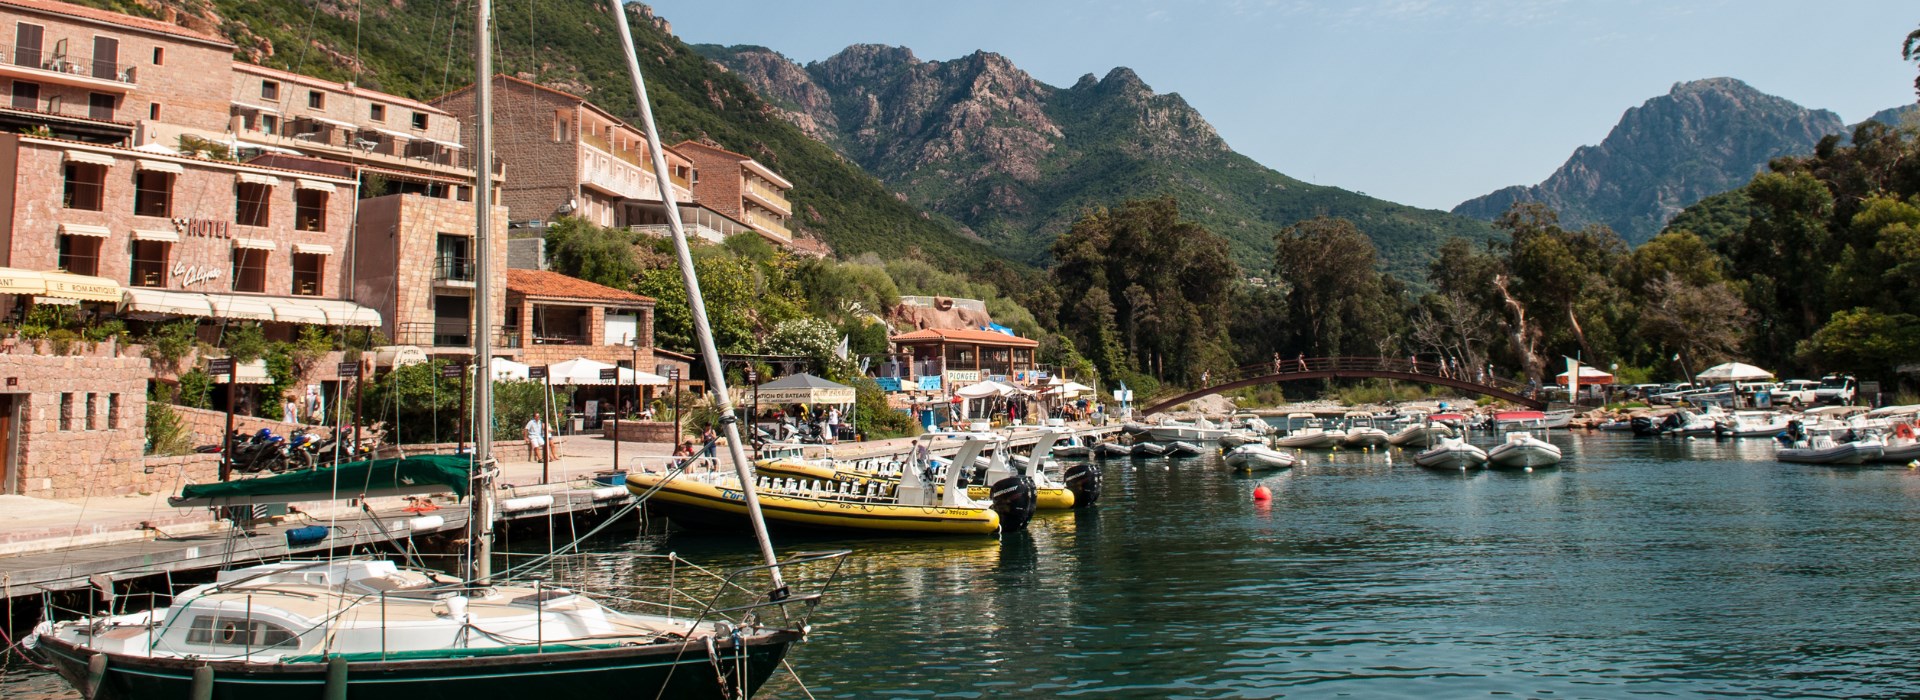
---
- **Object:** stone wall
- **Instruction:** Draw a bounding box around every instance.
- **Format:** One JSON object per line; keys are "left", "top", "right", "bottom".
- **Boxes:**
{"left": 603, "top": 420, "right": 678, "bottom": 444}
{"left": 352, "top": 194, "right": 508, "bottom": 348}
{"left": 172, "top": 405, "right": 320, "bottom": 448}
{"left": 0, "top": 351, "right": 150, "bottom": 498}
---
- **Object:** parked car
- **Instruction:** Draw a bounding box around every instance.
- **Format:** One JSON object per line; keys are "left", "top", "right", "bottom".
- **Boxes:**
{"left": 1773, "top": 379, "right": 1821, "bottom": 405}
{"left": 1650, "top": 383, "right": 1697, "bottom": 404}
{"left": 1814, "top": 375, "right": 1857, "bottom": 405}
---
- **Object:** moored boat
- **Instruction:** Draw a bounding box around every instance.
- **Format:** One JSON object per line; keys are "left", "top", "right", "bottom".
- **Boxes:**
{"left": 1777, "top": 434, "right": 1885, "bottom": 465}
{"left": 756, "top": 431, "right": 1087, "bottom": 510}
{"left": 1388, "top": 419, "right": 1455, "bottom": 447}
{"left": 1166, "top": 441, "right": 1206, "bottom": 457}
{"left": 1413, "top": 437, "right": 1489, "bottom": 470}
{"left": 1487, "top": 432, "right": 1563, "bottom": 469}
{"left": 1218, "top": 432, "right": 1264, "bottom": 449}
{"left": 1147, "top": 418, "right": 1231, "bottom": 442}
{"left": 1133, "top": 441, "right": 1170, "bottom": 457}
{"left": 1341, "top": 412, "right": 1389, "bottom": 448}
{"left": 1093, "top": 440, "right": 1136, "bottom": 459}
{"left": 1224, "top": 444, "right": 1297, "bottom": 471}
{"left": 1273, "top": 412, "right": 1344, "bottom": 449}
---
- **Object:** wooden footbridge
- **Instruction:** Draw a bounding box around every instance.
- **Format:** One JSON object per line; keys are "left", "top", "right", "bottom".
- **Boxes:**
{"left": 1138, "top": 356, "right": 1546, "bottom": 415}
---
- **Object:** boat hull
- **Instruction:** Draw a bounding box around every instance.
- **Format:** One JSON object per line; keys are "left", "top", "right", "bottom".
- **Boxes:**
{"left": 1343, "top": 428, "right": 1389, "bottom": 447}
{"left": 1165, "top": 441, "right": 1205, "bottom": 456}
{"left": 629, "top": 474, "right": 1000, "bottom": 535}
{"left": 1388, "top": 425, "right": 1453, "bottom": 447}
{"left": 1414, "top": 445, "right": 1488, "bottom": 470}
{"left": 1274, "top": 431, "right": 1342, "bottom": 449}
{"left": 1093, "top": 442, "right": 1134, "bottom": 458}
{"left": 1487, "top": 442, "right": 1562, "bottom": 469}
{"left": 1778, "top": 443, "right": 1883, "bottom": 465}
{"left": 1218, "top": 434, "right": 1262, "bottom": 449}
{"left": 1223, "top": 447, "right": 1295, "bottom": 471}
{"left": 35, "top": 629, "right": 795, "bottom": 700}
{"left": 754, "top": 460, "right": 1075, "bottom": 510}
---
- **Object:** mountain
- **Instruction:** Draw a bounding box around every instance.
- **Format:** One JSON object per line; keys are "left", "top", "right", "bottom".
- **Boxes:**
{"left": 1454, "top": 78, "right": 1847, "bottom": 245}
{"left": 1863, "top": 103, "right": 1919, "bottom": 128}
{"left": 66, "top": 0, "right": 1017, "bottom": 273}
{"left": 700, "top": 44, "right": 1496, "bottom": 280}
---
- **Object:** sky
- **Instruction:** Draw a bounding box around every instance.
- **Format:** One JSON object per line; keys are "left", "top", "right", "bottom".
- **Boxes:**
{"left": 641, "top": 0, "right": 1918, "bottom": 212}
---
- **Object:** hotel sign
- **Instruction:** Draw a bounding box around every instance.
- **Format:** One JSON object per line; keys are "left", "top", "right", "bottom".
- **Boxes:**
{"left": 172, "top": 218, "right": 232, "bottom": 239}
{"left": 170, "top": 262, "right": 221, "bottom": 287}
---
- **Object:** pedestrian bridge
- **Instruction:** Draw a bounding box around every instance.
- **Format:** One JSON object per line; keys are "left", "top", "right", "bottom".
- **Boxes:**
{"left": 1137, "top": 356, "right": 1546, "bottom": 415}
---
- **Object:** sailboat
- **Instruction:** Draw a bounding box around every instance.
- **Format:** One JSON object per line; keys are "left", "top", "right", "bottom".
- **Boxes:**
{"left": 28, "top": 3, "right": 829, "bottom": 697}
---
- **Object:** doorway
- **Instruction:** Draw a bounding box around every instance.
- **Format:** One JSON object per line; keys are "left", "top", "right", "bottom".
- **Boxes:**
{"left": 0, "top": 395, "right": 18, "bottom": 494}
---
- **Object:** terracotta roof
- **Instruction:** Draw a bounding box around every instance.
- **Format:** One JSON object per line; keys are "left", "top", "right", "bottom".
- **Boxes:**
{"left": 891, "top": 328, "right": 1039, "bottom": 347}
{"left": 0, "top": 0, "right": 229, "bottom": 45}
{"left": 507, "top": 269, "right": 654, "bottom": 305}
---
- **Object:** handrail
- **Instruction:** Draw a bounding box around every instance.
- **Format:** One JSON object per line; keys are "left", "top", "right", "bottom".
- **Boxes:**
{"left": 1138, "top": 356, "right": 1544, "bottom": 414}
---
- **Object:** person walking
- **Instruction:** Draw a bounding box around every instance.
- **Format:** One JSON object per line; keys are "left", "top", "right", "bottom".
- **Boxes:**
{"left": 524, "top": 414, "right": 547, "bottom": 462}
{"left": 701, "top": 424, "right": 717, "bottom": 458}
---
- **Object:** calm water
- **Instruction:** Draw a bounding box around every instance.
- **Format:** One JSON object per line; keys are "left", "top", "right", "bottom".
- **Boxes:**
{"left": 11, "top": 432, "right": 1920, "bottom": 698}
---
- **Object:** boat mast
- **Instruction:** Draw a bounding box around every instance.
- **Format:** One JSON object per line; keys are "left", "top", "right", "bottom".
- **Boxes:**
{"left": 471, "top": 0, "right": 497, "bottom": 584}
{"left": 605, "top": 0, "right": 784, "bottom": 589}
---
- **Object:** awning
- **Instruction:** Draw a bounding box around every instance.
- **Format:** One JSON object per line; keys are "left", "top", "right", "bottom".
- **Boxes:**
{"left": 207, "top": 295, "right": 276, "bottom": 321}
{"left": 230, "top": 100, "right": 280, "bottom": 113}
{"left": 63, "top": 150, "right": 116, "bottom": 166}
{"left": 237, "top": 172, "right": 281, "bottom": 186}
{"left": 40, "top": 272, "right": 120, "bottom": 302}
{"left": 233, "top": 237, "right": 276, "bottom": 251}
{"left": 302, "top": 116, "right": 354, "bottom": 128}
{"left": 274, "top": 302, "right": 328, "bottom": 325}
{"left": 754, "top": 372, "right": 856, "bottom": 405}
{"left": 295, "top": 179, "right": 337, "bottom": 193}
{"left": 0, "top": 269, "right": 45, "bottom": 295}
{"left": 58, "top": 223, "right": 111, "bottom": 238}
{"left": 136, "top": 159, "right": 184, "bottom": 174}
{"left": 369, "top": 127, "right": 414, "bottom": 141}
{"left": 307, "top": 298, "right": 382, "bottom": 327}
{"left": 292, "top": 243, "right": 334, "bottom": 255}
{"left": 122, "top": 288, "right": 211, "bottom": 316}
{"left": 423, "top": 136, "right": 464, "bottom": 149}
{"left": 132, "top": 229, "right": 179, "bottom": 242}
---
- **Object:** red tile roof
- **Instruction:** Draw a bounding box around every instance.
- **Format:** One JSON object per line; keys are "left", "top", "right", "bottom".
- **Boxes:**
{"left": 0, "top": 0, "right": 229, "bottom": 45}
{"left": 891, "top": 328, "right": 1039, "bottom": 347}
{"left": 507, "top": 269, "right": 654, "bottom": 305}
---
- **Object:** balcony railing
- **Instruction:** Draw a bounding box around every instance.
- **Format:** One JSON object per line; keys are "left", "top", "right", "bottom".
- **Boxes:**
{"left": 0, "top": 43, "right": 137, "bottom": 87}
{"left": 744, "top": 178, "right": 791, "bottom": 215}
{"left": 395, "top": 322, "right": 512, "bottom": 349}
{"left": 231, "top": 117, "right": 496, "bottom": 176}
{"left": 743, "top": 210, "right": 791, "bottom": 240}
{"left": 434, "top": 255, "right": 474, "bottom": 283}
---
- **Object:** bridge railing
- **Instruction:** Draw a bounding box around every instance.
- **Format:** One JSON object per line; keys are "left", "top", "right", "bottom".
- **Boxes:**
{"left": 1142, "top": 356, "right": 1533, "bottom": 408}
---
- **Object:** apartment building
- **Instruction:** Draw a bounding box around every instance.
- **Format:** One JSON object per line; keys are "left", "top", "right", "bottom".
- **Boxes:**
{"left": 228, "top": 63, "right": 480, "bottom": 200}
{"left": 351, "top": 194, "right": 508, "bottom": 357}
{"left": 672, "top": 139, "right": 793, "bottom": 246}
{"left": 432, "top": 75, "right": 694, "bottom": 229}
{"left": 0, "top": 0, "right": 233, "bottom": 146}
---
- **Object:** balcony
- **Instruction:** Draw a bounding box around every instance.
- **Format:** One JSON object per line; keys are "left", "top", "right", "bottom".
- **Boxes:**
{"left": 433, "top": 255, "right": 474, "bottom": 287}
{"left": 395, "top": 322, "right": 512, "bottom": 350}
{"left": 743, "top": 178, "right": 791, "bottom": 216}
{"left": 0, "top": 44, "right": 136, "bottom": 92}
{"left": 628, "top": 223, "right": 727, "bottom": 245}
{"left": 230, "top": 115, "right": 492, "bottom": 180}
{"left": 743, "top": 209, "right": 791, "bottom": 243}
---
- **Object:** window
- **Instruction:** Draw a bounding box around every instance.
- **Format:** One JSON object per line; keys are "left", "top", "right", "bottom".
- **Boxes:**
{"left": 292, "top": 253, "right": 323, "bottom": 296}
{"left": 84, "top": 393, "right": 96, "bottom": 430}
{"left": 231, "top": 249, "right": 268, "bottom": 293}
{"left": 261, "top": 114, "right": 278, "bottom": 135}
{"left": 130, "top": 240, "right": 168, "bottom": 287}
{"left": 91, "top": 36, "right": 117, "bottom": 81}
{"left": 184, "top": 616, "right": 298, "bottom": 649}
{"left": 58, "top": 235, "right": 100, "bottom": 275}
{"left": 152, "top": 46, "right": 163, "bottom": 65}
{"left": 260, "top": 80, "right": 279, "bottom": 100}
{"left": 369, "top": 103, "right": 384, "bottom": 121}
{"left": 107, "top": 393, "right": 119, "bottom": 429}
{"left": 294, "top": 189, "right": 327, "bottom": 232}
{"left": 148, "top": 102, "right": 158, "bottom": 120}
{"left": 63, "top": 162, "right": 105, "bottom": 210}
{"left": 552, "top": 114, "right": 565, "bottom": 142}
{"left": 11, "top": 81, "right": 38, "bottom": 110}
{"left": 134, "top": 171, "right": 172, "bottom": 217}
{"left": 307, "top": 90, "right": 324, "bottom": 109}
{"left": 88, "top": 92, "right": 113, "bottom": 121}
{"left": 59, "top": 393, "right": 71, "bottom": 431}
{"left": 434, "top": 233, "right": 472, "bottom": 282}
{"left": 235, "top": 182, "right": 271, "bottom": 227}
{"left": 13, "top": 23, "right": 42, "bottom": 69}
{"left": 411, "top": 112, "right": 428, "bottom": 130}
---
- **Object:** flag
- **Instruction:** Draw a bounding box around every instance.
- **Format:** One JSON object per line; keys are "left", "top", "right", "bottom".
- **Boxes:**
{"left": 1673, "top": 353, "right": 1681, "bottom": 361}
{"left": 835, "top": 334, "right": 850, "bottom": 360}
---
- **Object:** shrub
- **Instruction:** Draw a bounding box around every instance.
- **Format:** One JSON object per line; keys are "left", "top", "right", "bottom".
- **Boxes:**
{"left": 176, "top": 369, "right": 213, "bottom": 409}
{"left": 145, "top": 388, "right": 192, "bottom": 456}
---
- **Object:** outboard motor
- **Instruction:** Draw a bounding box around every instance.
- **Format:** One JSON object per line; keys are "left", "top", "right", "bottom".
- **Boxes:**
{"left": 1062, "top": 461, "right": 1102, "bottom": 508}
{"left": 989, "top": 475, "right": 1038, "bottom": 531}
{"left": 1629, "top": 416, "right": 1656, "bottom": 437}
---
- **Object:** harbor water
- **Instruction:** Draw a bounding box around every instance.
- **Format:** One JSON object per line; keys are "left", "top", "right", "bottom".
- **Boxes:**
{"left": 10, "top": 432, "right": 1920, "bottom": 697}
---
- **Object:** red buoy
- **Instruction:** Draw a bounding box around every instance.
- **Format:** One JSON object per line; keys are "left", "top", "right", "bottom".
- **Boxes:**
{"left": 1252, "top": 485, "right": 1272, "bottom": 502}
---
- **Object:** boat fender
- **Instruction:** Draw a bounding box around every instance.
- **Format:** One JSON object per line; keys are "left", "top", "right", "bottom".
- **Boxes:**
{"left": 988, "top": 475, "right": 1038, "bottom": 530}
{"left": 84, "top": 653, "right": 107, "bottom": 700}
{"left": 190, "top": 665, "right": 214, "bottom": 700}
{"left": 324, "top": 656, "right": 349, "bottom": 700}
{"left": 407, "top": 515, "right": 445, "bottom": 532}
{"left": 286, "top": 525, "right": 330, "bottom": 547}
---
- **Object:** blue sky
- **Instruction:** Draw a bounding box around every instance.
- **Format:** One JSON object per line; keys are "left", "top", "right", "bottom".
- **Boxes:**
{"left": 643, "top": 0, "right": 1918, "bottom": 212}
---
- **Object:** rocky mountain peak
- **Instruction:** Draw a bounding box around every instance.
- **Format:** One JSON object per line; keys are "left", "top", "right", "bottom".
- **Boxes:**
{"left": 1454, "top": 77, "right": 1846, "bottom": 244}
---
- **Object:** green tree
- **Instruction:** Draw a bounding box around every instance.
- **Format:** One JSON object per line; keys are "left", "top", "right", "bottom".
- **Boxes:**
{"left": 636, "top": 255, "right": 763, "bottom": 353}
{"left": 1797, "top": 308, "right": 1920, "bottom": 380}
{"left": 1271, "top": 216, "right": 1397, "bottom": 359}
{"left": 545, "top": 217, "right": 641, "bottom": 290}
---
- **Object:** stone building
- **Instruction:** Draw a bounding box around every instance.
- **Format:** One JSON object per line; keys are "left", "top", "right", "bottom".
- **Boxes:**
{"left": 505, "top": 269, "right": 655, "bottom": 370}
{"left": 0, "top": 347, "right": 150, "bottom": 499}
{"left": 432, "top": 75, "right": 693, "bottom": 229}
{"left": 352, "top": 194, "right": 509, "bottom": 356}
{"left": 0, "top": 0, "right": 234, "bottom": 147}
{"left": 672, "top": 139, "right": 793, "bottom": 246}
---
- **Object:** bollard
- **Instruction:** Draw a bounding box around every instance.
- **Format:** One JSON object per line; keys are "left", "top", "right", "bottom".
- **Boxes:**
{"left": 324, "top": 655, "right": 349, "bottom": 700}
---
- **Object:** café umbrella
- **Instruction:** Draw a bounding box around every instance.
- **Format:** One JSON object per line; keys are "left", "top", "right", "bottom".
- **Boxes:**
{"left": 1695, "top": 362, "right": 1774, "bottom": 383}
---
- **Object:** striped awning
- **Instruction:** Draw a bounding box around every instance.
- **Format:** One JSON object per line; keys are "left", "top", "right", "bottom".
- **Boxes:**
{"left": 292, "top": 243, "right": 334, "bottom": 255}
{"left": 0, "top": 269, "right": 45, "bottom": 296}
{"left": 132, "top": 229, "right": 180, "bottom": 242}
{"left": 123, "top": 288, "right": 211, "bottom": 316}
{"left": 63, "top": 150, "right": 116, "bottom": 166}
{"left": 233, "top": 238, "right": 276, "bottom": 251}
{"left": 207, "top": 295, "right": 276, "bottom": 321}
{"left": 274, "top": 302, "right": 329, "bottom": 325}
{"left": 136, "top": 159, "right": 184, "bottom": 174}
{"left": 237, "top": 172, "right": 282, "bottom": 186}
{"left": 307, "top": 298, "right": 382, "bottom": 327}
{"left": 58, "top": 223, "right": 111, "bottom": 238}
{"left": 295, "top": 179, "right": 337, "bottom": 193}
